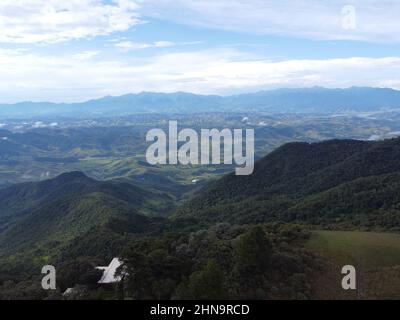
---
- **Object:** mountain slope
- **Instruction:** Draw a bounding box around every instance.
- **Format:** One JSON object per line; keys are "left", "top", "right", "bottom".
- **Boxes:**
{"left": 175, "top": 138, "right": 400, "bottom": 230}
{"left": 0, "top": 172, "right": 168, "bottom": 276}
{"left": 0, "top": 171, "right": 156, "bottom": 230}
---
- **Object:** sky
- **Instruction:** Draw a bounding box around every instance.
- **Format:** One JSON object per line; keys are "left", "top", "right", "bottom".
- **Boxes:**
{"left": 0, "top": 0, "right": 400, "bottom": 103}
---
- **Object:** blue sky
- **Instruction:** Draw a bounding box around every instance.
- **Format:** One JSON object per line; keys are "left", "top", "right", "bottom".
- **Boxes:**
{"left": 0, "top": 0, "right": 399, "bottom": 102}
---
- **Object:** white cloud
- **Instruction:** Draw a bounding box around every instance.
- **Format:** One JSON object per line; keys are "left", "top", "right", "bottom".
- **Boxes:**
{"left": 138, "top": 0, "right": 400, "bottom": 43}
{"left": 72, "top": 51, "right": 100, "bottom": 61}
{"left": 0, "top": 48, "right": 399, "bottom": 102}
{"left": 114, "top": 40, "right": 203, "bottom": 50}
{"left": 0, "top": 0, "right": 140, "bottom": 43}
{"left": 115, "top": 40, "right": 176, "bottom": 50}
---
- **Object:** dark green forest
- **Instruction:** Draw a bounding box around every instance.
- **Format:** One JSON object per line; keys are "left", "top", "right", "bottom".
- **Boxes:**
{"left": 1, "top": 137, "right": 400, "bottom": 299}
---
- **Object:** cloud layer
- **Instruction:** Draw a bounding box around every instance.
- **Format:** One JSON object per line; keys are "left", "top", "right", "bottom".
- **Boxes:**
{"left": 139, "top": 0, "right": 400, "bottom": 43}
{"left": 0, "top": 48, "right": 399, "bottom": 103}
{"left": 0, "top": 0, "right": 140, "bottom": 43}
{"left": 0, "top": 1, "right": 399, "bottom": 102}
{"left": 115, "top": 40, "right": 176, "bottom": 50}
{"left": 2, "top": 1, "right": 399, "bottom": 44}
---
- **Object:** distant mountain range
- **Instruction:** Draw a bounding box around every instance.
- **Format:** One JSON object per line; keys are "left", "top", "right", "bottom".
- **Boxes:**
{"left": 1, "top": 87, "right": 400, "bottom": 118}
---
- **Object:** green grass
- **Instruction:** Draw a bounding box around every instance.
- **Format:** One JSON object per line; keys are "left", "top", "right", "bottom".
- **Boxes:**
{"left": 306, "top": 230, "right": 400, "bottom": 268}
{"left": 306, "top": 230, "right": 400, "bottom": 299}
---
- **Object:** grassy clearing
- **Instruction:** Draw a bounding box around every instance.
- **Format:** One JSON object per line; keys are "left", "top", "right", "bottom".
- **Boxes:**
{"left": 306, "top": 230, "right": 400, "bottom": 299}
{"left": 306, "top": 230, "right": 400, "bottom": 268}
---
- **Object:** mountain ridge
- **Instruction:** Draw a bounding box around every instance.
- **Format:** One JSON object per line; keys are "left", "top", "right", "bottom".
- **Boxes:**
{"left": 175, "top": 137, "right": 400, "bottom": 229}
{"left": 1, "top": 87, "right": 400, "bottom": 118}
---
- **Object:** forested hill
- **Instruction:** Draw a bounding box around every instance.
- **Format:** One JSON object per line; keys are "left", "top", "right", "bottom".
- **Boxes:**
{"left": 175, "top": 138, "right": 400, "bottom": 230}
{"left": 0, "top": 171, "right": 168, "bottom": 279}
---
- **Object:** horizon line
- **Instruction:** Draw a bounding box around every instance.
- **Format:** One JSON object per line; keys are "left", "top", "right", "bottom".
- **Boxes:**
{"left": 1, "top": 86, "right": 399, "bottom": 106}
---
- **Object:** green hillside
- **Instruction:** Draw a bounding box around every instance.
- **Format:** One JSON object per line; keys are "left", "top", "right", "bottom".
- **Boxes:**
{"left": 175, "top": 138, "right": 400, "bottom": 230}
{"left": 0, "top": 172, "right": 169, "bottom": 281}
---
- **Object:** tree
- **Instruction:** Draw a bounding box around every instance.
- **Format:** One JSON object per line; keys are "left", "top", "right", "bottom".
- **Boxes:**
{"left": 234, "top": 226, "right": 272, "bottom": 274}
{"left": 177, "top": 260, "right": 226, "bottom": 299}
